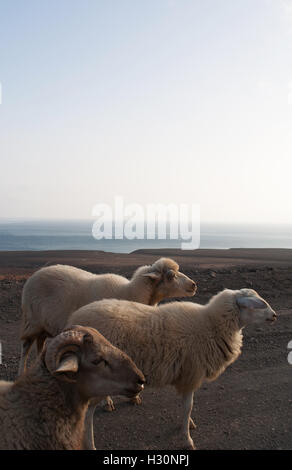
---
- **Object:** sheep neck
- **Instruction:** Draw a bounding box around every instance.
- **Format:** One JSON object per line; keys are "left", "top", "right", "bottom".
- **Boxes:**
{"left": 148, "top": 279, "right": 165, "bottom": 305}
{"left": 126, "top": 275, "right": 161, "bottom": 306}
{"left": 10, "top": 361, "right": 88, "bottom": 449}
{"left": 202, "top": 306, "right": 243, "bottom": 378}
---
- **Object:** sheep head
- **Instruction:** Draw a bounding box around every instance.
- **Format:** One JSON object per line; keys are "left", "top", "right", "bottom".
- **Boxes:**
{"left": 143, "top": 258, "right": 197, "bottom": 303}
{"left": 44, "top": 325, "right": 145, "bottom": 400}
{"left": 235, "top": 289, "right": 277, "bottom": 326}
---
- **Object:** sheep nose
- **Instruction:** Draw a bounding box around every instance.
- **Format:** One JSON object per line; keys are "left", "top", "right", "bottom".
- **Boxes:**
{"left": 138, "top": 377, "right": 146, "bottom": 385}
{"left": 192, "top": 282, "right": 197, "bottom": 290}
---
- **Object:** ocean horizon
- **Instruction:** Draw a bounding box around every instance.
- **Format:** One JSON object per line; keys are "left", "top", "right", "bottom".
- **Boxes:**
{"left": 0, "top": 219, "right": 292, "bottom": 253}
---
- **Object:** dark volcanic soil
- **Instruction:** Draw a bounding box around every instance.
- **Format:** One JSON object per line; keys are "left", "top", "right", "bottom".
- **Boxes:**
{"left": 0, "top": 249, "right": 291, "bottom": 450}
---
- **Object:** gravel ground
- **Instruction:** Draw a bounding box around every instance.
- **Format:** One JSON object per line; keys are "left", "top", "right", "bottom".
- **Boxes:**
{"left": 0, "top": 250, "right": 291, "bottom": 450}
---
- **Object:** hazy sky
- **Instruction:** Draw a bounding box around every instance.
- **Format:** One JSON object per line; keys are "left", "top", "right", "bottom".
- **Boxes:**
{"left": 1, "top": 0, "right": 292, "bottom": 223}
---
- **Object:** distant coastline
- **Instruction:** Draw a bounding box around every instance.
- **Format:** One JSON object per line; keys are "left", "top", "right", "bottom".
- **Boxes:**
{"left": 0, "top": 219, "right": 292, "bottom": 253}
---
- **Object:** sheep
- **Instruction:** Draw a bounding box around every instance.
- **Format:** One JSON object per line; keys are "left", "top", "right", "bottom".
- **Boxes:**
{"left": 67, "top": 288, "right": 277, "bottom": 450}
{"left": 0, "top": 325, "right": 145, "bottom": 450}
{"left": 19, "top": 257, "right": 196, "bottom": 375}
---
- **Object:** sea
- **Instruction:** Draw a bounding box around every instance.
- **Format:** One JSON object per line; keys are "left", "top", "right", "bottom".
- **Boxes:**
{"left": 0, "top": 219, "right": 292, "bottom": 253}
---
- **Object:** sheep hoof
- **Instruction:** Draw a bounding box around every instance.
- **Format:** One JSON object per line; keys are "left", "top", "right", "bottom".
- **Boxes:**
{"left": 189, "top": 417, "right": 196, "bottom": 429}
{"left": 131, "top": 395, "right": 142, "bottom": 406}
{"left": 179, "top": 434, "right": 196, "bottom": 450}
{"left": 184, "top": 438, "right": 196, "bottom": 450}
{"left": 105, "top": 398, "right": 115, "bottom": 412}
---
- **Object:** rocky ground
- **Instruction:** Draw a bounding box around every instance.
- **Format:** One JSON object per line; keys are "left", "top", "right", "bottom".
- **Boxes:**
{"left": 0, "top": 249, "right": 291, "bottom": 450}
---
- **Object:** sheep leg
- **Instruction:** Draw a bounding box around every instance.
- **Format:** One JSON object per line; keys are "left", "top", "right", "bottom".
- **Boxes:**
{"left": 130, "top": 393, "right": 142, "bottom": 405}
{"left": 181, "top": 391, "right": 196, "bottom": 450}
{"left": 105, "top": 396, "right": 115, "bottom": 412}
{"left": 83, "top": 396, "right": 114, "bottom": 449}
{"left": 18, "top": 338, "right": 34, "bottom": 376}
{"left": 98, "top": 396, "right": 115, "bottom": 412}
{"left": 83, "top": 400, "right": 100, "bottom": 450}
{"left": 103, "top": 394, "right": 142, "bottom": 409}
{"left": 83, "top": 403, "right": 96, "bottom": 450}
{"left": 189, "top": 417, "right": 196, "bottom": 429}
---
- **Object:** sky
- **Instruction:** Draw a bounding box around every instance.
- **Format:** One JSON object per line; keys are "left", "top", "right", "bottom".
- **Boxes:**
{"left": 1, "top": 0, "right": 292, "bottom": 223}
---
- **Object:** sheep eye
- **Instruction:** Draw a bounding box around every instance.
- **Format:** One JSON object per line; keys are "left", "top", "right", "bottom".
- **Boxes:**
{"left": 91, "top": 358, "right": 103, "bottom": 366}
{"left": 92, "top": 358, "right": 109, "bottom": 367}
{"left": 167, "top": 272, "right": 176, "bottom": 281}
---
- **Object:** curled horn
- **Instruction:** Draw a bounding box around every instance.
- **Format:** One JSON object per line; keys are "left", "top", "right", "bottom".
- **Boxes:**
{"left": 45, "top": 328, "right": 90, "bottom": 378}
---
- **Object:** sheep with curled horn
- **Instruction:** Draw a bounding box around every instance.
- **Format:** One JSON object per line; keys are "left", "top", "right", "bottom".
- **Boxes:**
{"left": 0, "top": 325, "right": 144, "bottom": 450}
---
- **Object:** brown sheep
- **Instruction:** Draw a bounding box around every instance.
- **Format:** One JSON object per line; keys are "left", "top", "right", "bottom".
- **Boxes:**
{"left": 0, "top": 325, "right": 144, "bottom": 450}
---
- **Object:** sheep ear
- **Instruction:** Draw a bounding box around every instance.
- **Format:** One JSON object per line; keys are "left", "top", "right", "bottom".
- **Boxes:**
{"left": 143, "top": 272, "right": 161, "bottom": 281}
{"left": 55, "top": 354, "right": 79, "bottom": 381}
{"left": 236, "top": 296, "right": 267, "bottom": 310}
{"left": 166, "top": 269, "right": 176, "bottom": 280}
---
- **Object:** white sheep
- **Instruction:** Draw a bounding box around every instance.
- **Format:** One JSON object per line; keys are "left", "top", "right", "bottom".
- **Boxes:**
{"left": 0, "top": 325, "right": 145, "bottom": 450}
{"left": 67, "top": 288, "right": 277, "bottom": 450}
{"left": 19, "top": 257, "right": 196, "bottom": 374}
